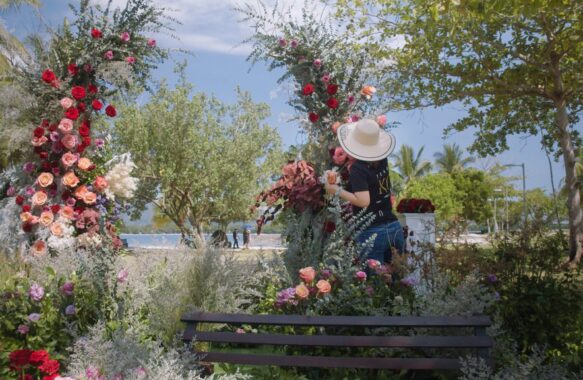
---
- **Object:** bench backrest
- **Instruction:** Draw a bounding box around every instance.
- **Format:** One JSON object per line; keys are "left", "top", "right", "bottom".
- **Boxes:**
{"left": 181, "top": 311, "right": 493, "bottom": 371}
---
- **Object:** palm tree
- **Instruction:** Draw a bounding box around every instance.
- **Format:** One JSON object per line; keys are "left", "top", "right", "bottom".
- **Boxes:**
{"left": 390, "top": 145, "right": 432, "bottom": 184}
{"left": 434, "top": 143, "right": 475, "bottom": 173}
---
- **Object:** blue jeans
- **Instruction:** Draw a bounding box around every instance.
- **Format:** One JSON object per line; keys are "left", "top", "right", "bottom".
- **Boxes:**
{"left": 356, "top": 221, "right": 405, "bottom": 264}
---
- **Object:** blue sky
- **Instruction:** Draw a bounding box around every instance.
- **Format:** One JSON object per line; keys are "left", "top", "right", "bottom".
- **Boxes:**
{"left": 2, "top": 0, "right": 572, "bottom": 194}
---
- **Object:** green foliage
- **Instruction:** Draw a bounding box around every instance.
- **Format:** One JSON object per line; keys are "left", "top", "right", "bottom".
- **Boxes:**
{"left": 112, "top": 76, "right": 282, "bottom": 238}
{"left": 390, "top": 144, "right": 432, "bottom": 184}
{"left": 451, "top": 169, "right": 493, "bottom": 226}
{"left": 434, "top": 143, "right": 475, "bottom": 174}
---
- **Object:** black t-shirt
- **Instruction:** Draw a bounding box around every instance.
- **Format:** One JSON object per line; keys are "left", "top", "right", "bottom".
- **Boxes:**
{"left": 348, "top": 159, "right": 397, "bottom": 225}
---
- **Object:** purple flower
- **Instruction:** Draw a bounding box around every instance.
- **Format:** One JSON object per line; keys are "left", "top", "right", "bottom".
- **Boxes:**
{"left": 365, "top": 286, "right": 375, "bottom": 296}
{"left": 25, "top": 186, "right": 35, "bottom": 197}
{"left": 51, "top": 167, "right": 60, "bottom": 176}
{"left": 494, "top": 291, "right": 500, "bottom": 300}
{"left": 487, "top": 274, "right": 498, "bottom": 284}
{"left": 275, "top": 287, "right": 297, "bottom": 308}
{"left": 104, "top": 50, "right": 114, "bottom": 60}
{"left": 23, "top": 162, "right": 35, "bottom": 173}
{"left": 28, "top": 313, "right": 41, "bottom": 322}
{"left": 86, "top": 366, "right": 99, "bottom": 379}
{"left": 320, "top": 269, "right": 332, "bottom": 279}
{"left": 313, "top": 58, "right": 322, "bottom": 68}
{"left": 290, "top": 39, "right": 298, "bottom": 48}
{"left": 347, "top": 94, "right": 356, "bottom": 104}
{"left": 65, "top": 304, "right": 76, "bottom": 315}
{"left": 50, "top": 131, "right": 60, "bottom": 142}
{"left": 29, "top": 283, "right": 45, "bottom": 301}
{"left": 278, "top": 38, "right": 287, "bottom": 47}
{"left": 94, "top": 138, "right": 105, "bottom": 148}
{"left": 6, "top": 186, "right": 16, "bottom": 197}
{"left": 61, "top": 281, "right": 74, "bottom": 296}
{"left": 17, "top": 324, "right": 29, "bottom": 334}
{"left": 117, "top": 269, "right": 129, "bottom": 283}
{"left": 51, "top": 142, "right": 63, "bottom": 154}
{"left": 400, "top": 277, "right": 417, "bottom": 287}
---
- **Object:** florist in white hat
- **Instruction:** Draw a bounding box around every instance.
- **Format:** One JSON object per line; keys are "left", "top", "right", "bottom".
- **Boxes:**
{"left": 325, "top": 118, "right": 404, "bottom": 266}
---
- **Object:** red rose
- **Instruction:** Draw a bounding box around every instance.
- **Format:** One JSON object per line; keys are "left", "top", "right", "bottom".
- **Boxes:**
{"left": 9, "top": 349, "right": 32, "bottom": 370}
{"left": 308, "top": 112, "right": 319, "bottom": 123}
{"left": 39, "top": 152, "right": 49, "bottom": 160}
{"left": 88, "top": 84, "right": 98, "bottom": 94}
{"left": 326, "top": 84, "right": 338, "bottom": 95}
{"left": 77, "top": 145, "right": 87, "bottom": 154}
{"left": 67, "top": 63, "right": 78, "bottom": 76}
{"left": 33, "top": 146, "right": 42, "bottom": 153}
{"left": 323, "top": 221, "right": 336, "bottom": 233}
{"left": 105, "top": 105, "right": 117, "bottom": 117}
{"left": 30, "top": 350, "right": 50, "bottom": 365}
{"left": 327, "top": 97, "right": 339, "bottom": 109}
{"left": 15, "top": 195, "right": 24, "bottom": 205}
{"left": 38, "top": 359, "right": 59, "bottom": 375}
{"left": 65, "top": 107, "right": 80, "bottom": 120}
{"left": 82, "top": 136, "right": 91, "bottom": 146}
{"left": 41, "top": 69, "right": 56, "bottom": 84}
{"left": 42, "top": 162, "right": 51, "bottom": 171}
{"left": 24, "top": 375, "right": 33, "bottom": 380}
{"left": 40, "top": 119, "right": 49, "bottom": 128}
{"left": 79, "top": 124, "right": 90, "bottom": 137}
{"left": 71, "top": 86, "right": 86, "bottom": 100}
{"left": 48, "top": 124, "right": 57, "bottom": 132}
{"left": 302, "top": 83, "right": 315, "bottom": 96}
{"left": 92, "top": 99, "right": 103, "bottom": 111}
{"left": 42, "top": 374, "right": 59, "bottom": 380}
{"left": 91, "top": 28, "right": 103, "bottom": 39}
{"left": 22, "top": 204, "right": 31, "bottom": 212}
{"left": 51, "top": 204, "right": 60, "bottom": 214}
{"left": 78, "top": 102, "right": 86, "bottom": 112}
{"left": 22, "top": 222, "right": 33, "bottom": 232}
{"left": 34, "top": 127, "right": 45, "bottom": 138}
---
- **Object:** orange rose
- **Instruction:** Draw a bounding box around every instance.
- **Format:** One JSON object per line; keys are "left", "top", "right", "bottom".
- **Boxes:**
{"left": 37, "top": 172, "right": 54, "bottom": 188}
{"left": 58, "top": 118, "right": 74, "bottom": 134}
{"left": 83, "top": 192, "right": 97, "bottom": 205}
{"left": 39, "top": 211, "right": 54, "bottom": 227}
{"left": 60, "top": 206, "right": 75, "bottom": 220}
{"left": 30, "top": 240, "right": 47, "bottom": 257}
{"left": 316, "top": 279, "right": 331, "bottom": 294}
{"left": 61, "top": 152, "right": 78, "bottom": 167}
{"left": 77, "top": 157, "right": 93, "bottom": 171}
{"left": 50, "top": 222, "right": 64, "bottom": 237}
{"left": 295, "top": 284, "right": 310, "bottom": 299}
{"left": 74, "top": 185, "right": 89, "bottom": 199}
{"left": 93, "top": 176, "right": 108, "bottom": 192}
{"left": 20, "top": 212, "right": 34, "bottom": 223}
{"left": 31, "top": 136, "right": 48, "bottom": 147}
{"left": 62, "top": 171, "right": 80, "bottom": 187}
{"left": 361, "top": 85, "right": 377, "bottom": 99}
{"left": 299, "top": 267, "right": 316, "bottom": 283}
{"left": 31, "top": 191, "right": 48, "bottom": 206}
{"left": 331, "top": 121, "right": 341, "bottom": 134}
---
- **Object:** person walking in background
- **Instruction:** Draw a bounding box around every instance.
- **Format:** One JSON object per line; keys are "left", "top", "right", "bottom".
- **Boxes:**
{"left": 232, "top": 228, "right": 240, "bottom": 249}
{"left": 243, "top": 228, "right": 251, "bottom": 249}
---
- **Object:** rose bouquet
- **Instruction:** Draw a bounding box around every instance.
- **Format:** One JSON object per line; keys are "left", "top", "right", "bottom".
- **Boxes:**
{"left": 396, "top": 198, "right": 436, "bottom": 214}
{"left": 7, "top": 349, "right": 62, "bottom": 380}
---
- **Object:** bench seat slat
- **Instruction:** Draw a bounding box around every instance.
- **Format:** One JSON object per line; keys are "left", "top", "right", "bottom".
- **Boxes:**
{"left": 193, "top": 332, "right": 493, "bottom": 348}
{"left": 181, "top": 312, "right": 491, "bottom": 327}
{"left": 200, "top": 352, "right": 462, "bottom": 370}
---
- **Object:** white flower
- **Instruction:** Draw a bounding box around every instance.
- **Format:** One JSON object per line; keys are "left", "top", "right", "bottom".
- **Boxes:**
{"left": 104, "top": 155, "right": 138, "bottom": 200}
{"left": 76, "top": 233, "right": 103, "bottom": 248}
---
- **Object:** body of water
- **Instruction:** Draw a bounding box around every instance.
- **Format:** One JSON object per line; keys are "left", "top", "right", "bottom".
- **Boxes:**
{"left": 119, "top": 233, "right": 284, "bottom": 249}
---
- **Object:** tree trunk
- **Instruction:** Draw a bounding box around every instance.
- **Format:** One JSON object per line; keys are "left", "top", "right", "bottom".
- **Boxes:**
{"left": 555, "top": 101, "right": 583, "bottom": 265}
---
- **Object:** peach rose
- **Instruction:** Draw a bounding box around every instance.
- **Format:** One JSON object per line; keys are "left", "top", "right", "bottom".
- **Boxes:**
{"left": 31, "top": 191, "right": 48, "bottom": 206}
{"left": 30, "top": 240, "right": 47, "bottom": 257}
{"left": 20, "top": 212, "right": 34, "bottom": 223}
{"left": 77, "top": 157, "right": 93, "bottom": 171}
{"left": 299, "top": 267, "right": 316, "bottom": 283}
{"left": 37, "top": 172, "right": 54, "bottom": 188}
{"left": 295, "top": 284, "right": 310, "bottom": 299}
{"left": 62, "top": 171, "right": 80, "bottom": 187}
{"left": 361, "top": 85, "right": 377, "bottom": 99}
{"left": 58, "top": 118, "right": 74, "bottom": 134}
{"left": 74, "top": 185, "right": 89, "bottom": 199}
{"left": 376, "top": 115, "right": 387, "bottom": 126}
{"left": 50, "top": 222, "right": 64, "bottom": 237}
{"left": 316, "top": 279, "right": 332, "bottom": 294}
{"left": 39, "top": 211, "right": 54, "bottom": 227}
{"left": 62, "top": 134, "right": 78, "bottom": 150}
{"left": 83, "top": 192, "right": 97, "bottom": 205}
{"left": 61, "top": 152, "right": 78, "bottom": 167}
{"left": 31, "top": 136, "right": 48, "bottom": 147}
{"left": 60, "top": 97, "right": 74, "bottom": 109}
{"left": 331, "top": 121, "right": 341, "bottom": 134}
{"left": 60, "top": 206, "right": 75, "bottom": 220}
{"left": 93, "top": 176, "right": 108, "bottom": 192}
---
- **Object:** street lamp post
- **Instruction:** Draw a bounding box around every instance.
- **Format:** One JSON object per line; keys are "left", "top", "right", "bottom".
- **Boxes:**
{"left": 503, "top": 163, "right": 527, "bottom": 227}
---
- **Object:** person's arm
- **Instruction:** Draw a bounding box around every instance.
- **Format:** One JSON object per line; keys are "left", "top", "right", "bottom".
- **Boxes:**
{"left": 324, "top": 183, "right": 370, "bottom": 208}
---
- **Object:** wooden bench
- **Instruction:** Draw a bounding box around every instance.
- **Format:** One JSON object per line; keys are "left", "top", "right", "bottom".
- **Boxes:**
{"left": 181, "top": 311, "right": 493, "bottom": 371}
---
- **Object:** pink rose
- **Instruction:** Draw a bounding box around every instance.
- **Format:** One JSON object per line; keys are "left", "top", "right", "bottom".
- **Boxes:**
{"left": 376, "top": 115, "right": 387, "bottom": 126}
{"left": 313, "top": 59, "right": 322, "bottom": 68}
{"left": 62, "top": 134, "right": 78, "bottom": 150}
{"left": 61, "top": 152, "right": 78, "bottom": 167}
{"left": 31, "top": 136, "right": 48, "bottom": 147}
{"left": 104, "top": 50, "right": 114, "bottom": 60}
{"left": 120, "top": 32, "right": 130, "bottom": 42}
{"left": 332, "top": 147, "right": 348, "bottom": 166}
{"left": 31, "top": 191, "right": 48, "bottom": 206}
{"left": 295, "top": 284, "right": 309, "bottom": 299}
{"left": 367, "top": 259, "right": 381, "bottom": 269}
{"left": 299, "top": 267, "right": 316, "bottom": 283}
{"left": 62, "top": 171, "right": 80, "bottom": 187}
{"left": 60, "top": 97, "right": 74, "bottom": 109}
{"left": 147, "top": 38, "right": 156, "bottom": 47}
{"left": 316, "top": 279, "right": 331, "bottom": 294}
{"left": 321, "top": 73, "right": 330, "bottom": 83}
{"left": 77, "top": 157, "right": 93, "bottom": 171}
{"left": 58, "top": 118, "right": 74, "bottom": 134}
{"left": 37, "top": 172, "right": 54, "bottom": 188}
{"left": 117, "top": 269, "right": 129, "bottom": 283}
{"left": 39, "top": 212, "right": 54, "bottom": 227}
{"left": 93, "top": 176, "right": 108, "bottom": 192}
{"left": 355, "top": 271, "right": 367, "bottom": 282}
{"left": 126, "top": 56, "right": 136, "bottom": 64}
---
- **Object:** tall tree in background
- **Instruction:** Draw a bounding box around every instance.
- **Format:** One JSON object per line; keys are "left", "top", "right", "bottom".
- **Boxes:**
{"left": 334, "top": 0, "right": 583, "bottom": 265}
{"left": 434, "top": 143, "right": 475, "bottom": 174}
{"left": 113, "top": 78, "right": 282, "bottom": 244}
{"left": 391, "top": 144, "right": 432, "bottom": 184}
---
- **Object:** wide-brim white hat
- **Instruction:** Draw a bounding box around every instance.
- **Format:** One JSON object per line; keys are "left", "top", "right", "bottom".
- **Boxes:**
{"left": 337, "top": 118, "right": 396, "bottom": 162}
